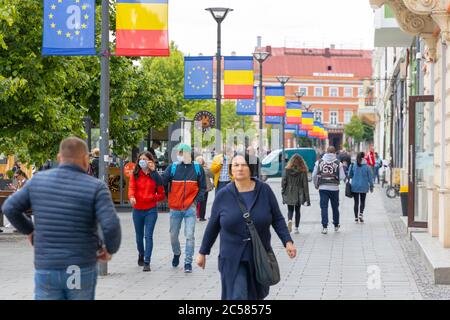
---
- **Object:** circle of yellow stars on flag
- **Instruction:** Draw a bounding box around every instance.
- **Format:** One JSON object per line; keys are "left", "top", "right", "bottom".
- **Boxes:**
{"left": 49, "top": 0, "right": 90, "bottom": 40}
{"left": 187, "top": 66, "right": 210, "bottom": 90}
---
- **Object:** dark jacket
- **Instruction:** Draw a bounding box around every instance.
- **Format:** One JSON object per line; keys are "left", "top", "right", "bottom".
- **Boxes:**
{"left": 199, "top": 179, "right": 292, "bottom": 300}
{"left": 281, "top": 168, "right": 310, "bottom": 206}
{"left": 161, "top": 161, "right": 206, "bottom": 210}
{"left": 1, "top": 164, "right": 121, "bottom": 270}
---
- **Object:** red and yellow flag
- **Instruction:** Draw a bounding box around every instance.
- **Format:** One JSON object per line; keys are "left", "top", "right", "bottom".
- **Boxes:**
{"left": 116, "top": 0, "right": 169, "bottom": 56}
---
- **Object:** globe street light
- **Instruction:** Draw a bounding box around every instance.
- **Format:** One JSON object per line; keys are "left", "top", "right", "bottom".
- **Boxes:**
{"left": 205, "top": 7, "right": 233, "bottom": 138}
{"left": 276, "top": 76, "right": 290, "bottom": 177}
{"left": 253, "top": 51, "right": 270, "bottom": 179}
{"left": 294, "top": 90, "right": 304, "bottom": 103}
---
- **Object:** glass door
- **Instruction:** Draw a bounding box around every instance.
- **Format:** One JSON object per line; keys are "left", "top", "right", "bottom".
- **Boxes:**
{"left": 408, "top": 95, "right": 434, "bottom": 228}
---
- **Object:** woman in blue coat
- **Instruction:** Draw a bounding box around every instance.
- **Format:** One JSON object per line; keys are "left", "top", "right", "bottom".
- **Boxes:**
{"left": 197, "top": 154, "right": 297, "bottom": 300}
{"left": 348, "top": 152, "right": 374, "bottom": 223}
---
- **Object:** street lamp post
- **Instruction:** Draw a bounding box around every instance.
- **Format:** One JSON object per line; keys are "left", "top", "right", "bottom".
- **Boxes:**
{"left": 276, "top": 76, "right": 290, "bottom": 177}
{"left": 206, "top": 7, "right": 233, "bottom": 150}
{"left": 253, "top": 51, "right": 270, "bottom": 179}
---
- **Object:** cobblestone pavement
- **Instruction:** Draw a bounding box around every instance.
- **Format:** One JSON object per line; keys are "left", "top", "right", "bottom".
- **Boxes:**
{"left": 1, "top": 179, "right": 449, "bottom": 300}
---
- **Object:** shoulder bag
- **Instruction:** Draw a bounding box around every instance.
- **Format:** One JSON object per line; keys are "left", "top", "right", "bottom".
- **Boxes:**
{"left": 235, "top": 195, "right": 281, "bottom": 287}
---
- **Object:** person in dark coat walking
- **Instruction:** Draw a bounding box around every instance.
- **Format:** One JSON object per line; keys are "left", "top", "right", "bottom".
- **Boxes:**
{"left": 196, "top": 154, "right": 296, "bottom": 300}
{"left": 348, "top": 152, "right": 373, "bottom": 223}
{"left": 281, "top": 154, "right": 311, "bottom": 234}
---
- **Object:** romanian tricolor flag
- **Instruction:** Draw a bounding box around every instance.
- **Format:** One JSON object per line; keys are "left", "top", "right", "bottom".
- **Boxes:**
{"left": 116, "top": 0, "right": 169, "bottom": 56}
{"left": 311, "top": 122, "right": 322, "bottom": 138}
{"left": 265, "top": 86, "right": 285, "bottom": 116}
{"left": 286, "top": 102, "right": 302, "bottom": 125}
{"left": 300, "top": 112, "right": 314, "bottom": 130}
{"left": 224, "top": 57, "right": 254, "bottom": 99}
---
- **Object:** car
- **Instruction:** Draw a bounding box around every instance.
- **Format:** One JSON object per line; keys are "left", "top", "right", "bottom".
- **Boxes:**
{"left": 261, "top": 148, "right": 318, "bottom": 181}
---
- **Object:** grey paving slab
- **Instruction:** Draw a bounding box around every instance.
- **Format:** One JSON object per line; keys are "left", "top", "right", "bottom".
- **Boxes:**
{"left": 1, "top": 180, "right": 449, "bottom": 300}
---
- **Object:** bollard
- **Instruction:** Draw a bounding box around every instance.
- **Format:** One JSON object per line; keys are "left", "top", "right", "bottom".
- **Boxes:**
{"left": 400, "top": 185, "right": 408, "bottom": 217}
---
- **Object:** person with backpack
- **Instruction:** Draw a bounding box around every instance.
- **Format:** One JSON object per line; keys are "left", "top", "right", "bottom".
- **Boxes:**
{"left": 128, "top": 151, "right": 166, "bottom": 272}
{"left": 312, "top": 146, "right": 346, "bottom": 234}
{"left": 348, "top": 152, "right": 373, "bottom": 223}
{"left": 160, "top": 143, "right": 206, "bottom": 273}
{"left": 281, "top": 154, "right": 311, "bottom": 234}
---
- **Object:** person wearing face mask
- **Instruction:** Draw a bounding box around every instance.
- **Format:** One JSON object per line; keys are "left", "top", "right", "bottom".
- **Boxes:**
{"left": 128, "top": 152, "right": 165, "bottom": 272}
{"left": 160, "top": 144, "right": 207, "bottom": 273}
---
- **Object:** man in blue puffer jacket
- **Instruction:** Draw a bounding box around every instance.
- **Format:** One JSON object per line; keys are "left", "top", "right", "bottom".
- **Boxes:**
{"left": 1, "top": 137, "right": 121, "bottom": 300}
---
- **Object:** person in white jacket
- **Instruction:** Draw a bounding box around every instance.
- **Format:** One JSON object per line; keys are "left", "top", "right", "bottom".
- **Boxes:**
{"left": 312, "top": 146, "right": 346, "bottom": 234}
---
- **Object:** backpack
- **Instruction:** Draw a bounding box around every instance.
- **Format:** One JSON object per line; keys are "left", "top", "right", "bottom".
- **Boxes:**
{"left": 317, "top": 159, "right": 340, "bottom": 186}
{"left": 170, "top": 161, "right": 201, "bottom": 179}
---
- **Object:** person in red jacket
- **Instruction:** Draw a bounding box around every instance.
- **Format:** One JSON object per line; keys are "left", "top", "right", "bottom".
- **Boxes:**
{"left": 128, "top": 151, "right": 165, "bottom": 272}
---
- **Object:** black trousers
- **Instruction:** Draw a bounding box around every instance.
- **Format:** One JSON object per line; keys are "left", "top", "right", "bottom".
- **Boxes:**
{"left": 287, "top": 205, "right": 301, "bottom": 228}
{"left": 352, "top": 193, "right": 367, "bottom": 218}
{"left": 199, "top": 192, "right": 209, "bottom": 220}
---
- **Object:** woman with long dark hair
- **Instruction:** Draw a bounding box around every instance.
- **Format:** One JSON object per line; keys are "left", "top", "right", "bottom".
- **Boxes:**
{"left": 348, "top": 152, "right": 373, "bottom": 223}
{"left": 281, "top": 154, "right": 311, "bottom": 234}
{"left": 128, "top": 151, "right": 165, "bottom": 271}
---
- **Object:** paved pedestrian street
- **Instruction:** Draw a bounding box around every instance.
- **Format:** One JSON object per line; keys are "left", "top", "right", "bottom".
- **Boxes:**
{"left": 1, "top": 179, "right": 449, "bottom": 300}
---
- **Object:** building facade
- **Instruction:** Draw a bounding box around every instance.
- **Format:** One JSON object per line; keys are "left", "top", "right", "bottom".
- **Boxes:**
{"left": 370, "top": 0, "right": 450, "bottom": 284}
{"left": 255, "top": 46, "right": 373, "bottom": 150}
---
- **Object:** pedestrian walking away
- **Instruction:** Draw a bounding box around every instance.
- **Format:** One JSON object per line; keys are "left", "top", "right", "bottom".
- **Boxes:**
{"left": 373, "top": 152, "right": 382, "bottom": 184}
{"left": 195, "top": 156, "right": 214, "bottom": 222}
{"left": 128, "top": 151, "right": 166, "bottom": 272}
{"left": 161, "top": 143, "right": 206, "bottom": 273}
{"left": 312, "top": 146, "right": 346, "bottom": 234}
{"left": 197, "top": 154, "right": 296, "bottom": 300}
{"left": 281, "top": 154, "right": 311, "bottom": 234}
{"left": 348, "top": 152, "right": 374, "bottom": 223}
{"left": 1, "top": 137, "right": 121, "bottom": 300}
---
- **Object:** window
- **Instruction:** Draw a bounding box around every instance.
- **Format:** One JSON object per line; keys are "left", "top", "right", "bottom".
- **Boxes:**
{"left": 344, "top": 111, "right": 353, "bottom": 124}
{"left": 329, "top": 87, "right": 338, "bottom": 97}
{"left": 314, "top": 87, "right": 323, "bottom": 97}
{"left": 344, "top": 87, "right": 353, "bottom": 97}
{"left": 330, "top": 111, "right": 338, "bottom": 125}
{"left": 314, "top": 110, "right": 323, "bottom": 122}
{"left": 358, "top": 87, "right": 364, "bottom": 97}
{"left": 299, "top": 87, "right": 307, "bottom": 96}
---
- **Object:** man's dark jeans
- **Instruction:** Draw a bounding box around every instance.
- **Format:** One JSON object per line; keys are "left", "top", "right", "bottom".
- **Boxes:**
{"left": 319, "top": 190, "right": 340, "bottom": 228}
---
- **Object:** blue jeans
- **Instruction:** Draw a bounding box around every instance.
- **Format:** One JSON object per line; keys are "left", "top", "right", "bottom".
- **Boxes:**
{"left": 374, "top": 166, "right": 380, "bottom": 184}
{"left": 170, "top": 206, "right": 196, "bottom": 265}
{"left": 319, "top": 190, "right": 340, "bottom": 228}
{"left": 34, "top": 265, "right": 97, "bottom": 300}
{"left": 132, "top": 208, "right": 158, "bottom": 264}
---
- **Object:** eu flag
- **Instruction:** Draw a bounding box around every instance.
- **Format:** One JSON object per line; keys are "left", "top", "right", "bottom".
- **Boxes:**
{"left": 42, "top": 0, "right": 96, "bottom": 56}
{"left": 184, "top": 56, "right": 214, "bottom": 99}
{"left": 236, "top": 87, "right": 257, "bottom": 115}
{"left": 265, "top": 116, "right": 281, "bottom": 124}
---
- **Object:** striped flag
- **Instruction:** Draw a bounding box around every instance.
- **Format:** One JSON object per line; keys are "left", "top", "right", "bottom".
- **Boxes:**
{"left": 286, "top": 102, "right": 302, "bottom": 124}
{"left": 224, "top": 57, "right": 254, "bottom": 99}
{"left": 300, "top": 112, "right": 314, "bottom": 130}
{"left": 265, "top": 86, "right": 285, "bottom": 116}
{"left": 116, "top": 0, "right": 169, "bottom": 56}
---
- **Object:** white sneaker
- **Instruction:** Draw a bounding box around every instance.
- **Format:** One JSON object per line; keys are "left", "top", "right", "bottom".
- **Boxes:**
{"left": 294, "top": 227, "right": 299, "bottom": 234}
{"left": 334, "top": 225, "right": 340, "bottom": 232}
{"left": 287, "top": 220, "right": 292, "bottom": 233}
{"left": 321, "top": 228, "right": 328, "bottom": 234}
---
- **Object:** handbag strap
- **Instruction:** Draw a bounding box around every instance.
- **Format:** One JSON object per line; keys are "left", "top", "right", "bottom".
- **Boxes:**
{"left": 234, "top": 193, "right": 253, "bottom": 225}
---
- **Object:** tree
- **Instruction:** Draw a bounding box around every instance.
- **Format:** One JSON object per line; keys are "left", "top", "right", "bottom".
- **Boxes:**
{"left": 344, "top": 115, "right": 365, "bottom": 145}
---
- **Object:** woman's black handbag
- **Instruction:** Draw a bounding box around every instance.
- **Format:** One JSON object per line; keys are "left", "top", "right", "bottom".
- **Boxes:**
{"left": 236, "top": 197, "right": 281, "bottom": 287}
{"left": 345, "top": 181, "right": 353, "bottom": 198}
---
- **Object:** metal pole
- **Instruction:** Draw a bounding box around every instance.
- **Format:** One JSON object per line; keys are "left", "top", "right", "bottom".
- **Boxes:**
{"left": 216, "top": 21, "right": 222, "bottom": 134}
{"left": 258, "top": 62, "right": 263, "bottom": 179}
{"left": 119, "top": 158, "right": 124, "bottom": 206}
{"left": 98, "top": 0, "right": 110, "bottom": 277}
{"left": 281, "top": 116, "right": 285, "bottom": 177}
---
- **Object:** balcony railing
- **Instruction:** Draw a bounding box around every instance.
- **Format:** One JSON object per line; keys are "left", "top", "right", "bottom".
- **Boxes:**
{"left": 365, "top": 97, "right": 375, "bottom": 106}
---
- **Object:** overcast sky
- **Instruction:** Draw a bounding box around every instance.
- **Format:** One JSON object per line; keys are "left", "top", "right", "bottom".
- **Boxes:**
{"left": 169, "top": 0, "right": 376, "bottom": 56}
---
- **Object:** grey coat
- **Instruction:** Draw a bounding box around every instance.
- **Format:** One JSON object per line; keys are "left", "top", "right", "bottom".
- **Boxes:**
{"left": 281, "top": 168, "right": 310, "bottom": 206}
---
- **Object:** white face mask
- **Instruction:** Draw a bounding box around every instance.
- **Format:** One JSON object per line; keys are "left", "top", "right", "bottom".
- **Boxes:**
{"left": 177, "top": 155, "right": 184, "bottom": 163}
{"left": 139, "top": 160, "right": 148, "bottom": 169}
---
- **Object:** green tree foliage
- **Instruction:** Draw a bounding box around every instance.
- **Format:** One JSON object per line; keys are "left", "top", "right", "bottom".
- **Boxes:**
{"left": 344, "top": 115, "right": 365, "bottom": 143}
